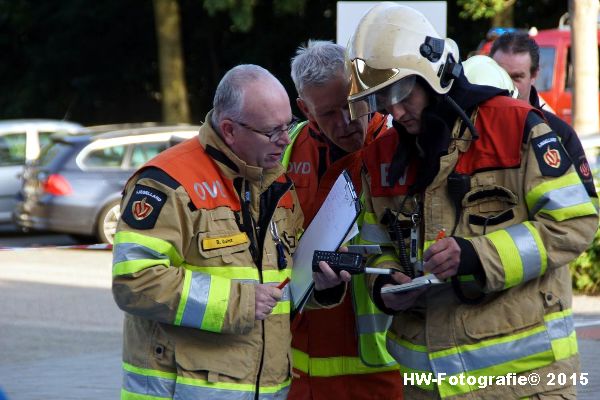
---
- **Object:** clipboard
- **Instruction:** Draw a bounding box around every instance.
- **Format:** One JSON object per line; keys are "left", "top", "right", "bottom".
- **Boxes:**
{"left": 290, "top": 170, "right": 360, "bottom": 313}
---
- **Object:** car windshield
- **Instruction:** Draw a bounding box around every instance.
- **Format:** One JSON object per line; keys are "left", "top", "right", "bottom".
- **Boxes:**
{"left": 535, "top": 47, "right": 556, "bottom": 92}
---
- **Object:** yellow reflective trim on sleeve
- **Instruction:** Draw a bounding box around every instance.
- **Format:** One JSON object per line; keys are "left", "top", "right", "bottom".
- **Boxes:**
{"left": 113, "top": 258, "right": 170, "bottom": 277}
{"left": 183, "top": 265, "right": 260, "bottom": 280}
{"left": 174, "top": 269, "right": 193, "bottom": 326}
{"left": 114, "top": 231, "right": 183, "bottom": 265}
{"left": 523, "top": 221, "right": 547, "bottom": 275}
{"left": 201, "top": 274, "right": 230, "bottom": 332}
{"left": 538, "top": 203, "right": 597, "bottom": 221}
{"left": 526, "top": 172, "right": 582, "bottom": 210}
{"left": 201, "top": 232, "right": 249, "bottom": 250}
{"left": 486, "top": 229, "right": 523, "bottom": 288}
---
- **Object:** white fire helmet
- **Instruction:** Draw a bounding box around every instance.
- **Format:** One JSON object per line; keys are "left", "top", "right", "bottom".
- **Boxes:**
{"left": 346, "top": 2, "right": 460, "bottom": 120}
{"left": 463, "top": 55, "right": 519, "bottom": 99}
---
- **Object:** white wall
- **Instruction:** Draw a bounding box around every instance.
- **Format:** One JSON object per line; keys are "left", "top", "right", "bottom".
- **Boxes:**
{"left": 336, "top": 1, "right": 447, "bottom": 47}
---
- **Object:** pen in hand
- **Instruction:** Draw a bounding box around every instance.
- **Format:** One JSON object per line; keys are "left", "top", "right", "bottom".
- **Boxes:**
{"left": 276, "top": 277, "right": 290, "bottom": 290}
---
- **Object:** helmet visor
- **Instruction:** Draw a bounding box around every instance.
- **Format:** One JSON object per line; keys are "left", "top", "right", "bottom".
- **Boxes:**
{"left": 348, "top": 75, "right": 416, "bottom": 120}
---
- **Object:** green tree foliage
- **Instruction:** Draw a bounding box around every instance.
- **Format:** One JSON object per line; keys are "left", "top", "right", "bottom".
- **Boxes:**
{"left": 458, "top": 0, "right": 506, "bottom": 20}
{"left": 570, "top": 228, "right": 600, "bottom": 294}
{"left": 203, "top": 0, "right": 306, "bottom": 32}
{"left": 0, "top": 0, "right": 573, "bottom": 124}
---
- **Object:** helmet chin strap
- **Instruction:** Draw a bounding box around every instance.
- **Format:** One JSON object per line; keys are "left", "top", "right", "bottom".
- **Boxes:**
{"left": 442, "top": 94, "right": 479, "bottom": 140}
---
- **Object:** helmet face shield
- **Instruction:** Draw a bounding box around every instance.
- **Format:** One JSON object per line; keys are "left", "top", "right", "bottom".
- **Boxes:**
{"left": 348, "top": 75, "right": 416, "bottom": 120}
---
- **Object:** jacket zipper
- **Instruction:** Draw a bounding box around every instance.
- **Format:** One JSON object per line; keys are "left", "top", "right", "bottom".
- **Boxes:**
{"left": 251, "top": 175, "right": 293, "bottom": 399}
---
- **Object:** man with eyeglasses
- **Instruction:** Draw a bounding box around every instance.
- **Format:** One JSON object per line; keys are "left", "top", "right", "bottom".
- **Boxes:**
{"left": 112, "top": 64, "right": 349, "bottom": 400}
{"left": 284, "top": 40, "right": 402, "bottom": 400}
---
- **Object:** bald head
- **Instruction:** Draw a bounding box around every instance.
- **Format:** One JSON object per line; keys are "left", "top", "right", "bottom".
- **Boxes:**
{"left": 212, "top": 64, "right": 293, "bottom": 169}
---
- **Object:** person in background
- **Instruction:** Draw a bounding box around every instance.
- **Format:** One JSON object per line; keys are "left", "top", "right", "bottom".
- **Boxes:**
{"left": 346, "top": 3, "right": 598, "bottom": 398}
{"left": 111, "top": 64, "right": 349, "bottom": 400}
{"left": 490, "top": 31, "right": 597, "bottom": 203}
{"left": 284, "top": 39, "right": 402, "bottom": 400}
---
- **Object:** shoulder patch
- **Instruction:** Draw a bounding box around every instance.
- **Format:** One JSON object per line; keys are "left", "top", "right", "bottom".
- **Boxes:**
{"left": 121, "top": 184, "right": 168, "bottom": 229}
{"left": 137, "top": 167, "right": 181, "bottom": 189}
{"left": 531, "top": 133, "right": 571, "bottom": 177}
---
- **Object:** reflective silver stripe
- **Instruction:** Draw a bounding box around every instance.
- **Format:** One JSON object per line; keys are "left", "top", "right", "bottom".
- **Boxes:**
{"left": 547, "top": 314, "right": 575, "bottom": 340}
{"left": 180, "top": 272, "right": 211, "bottom": 328}
{"left": 430, "top": 329, "right": 552, "bottom": 376}
{"left": 123, "top": 370, "right": 174, "bottom": 398}
{"left": 357, "top": 313, "right": 392, "bottom": 335}
{"left": 360, "top": 223, "right": 392, "bottom": 244}
{"left": 175, "top": 383, "right": 253, "bottom": 400}
{"left": 387, "top": 338, "right": 432, "bottom": 372}
{"left": 174, "top": 383, "right": 289, "bottom": 399}
{"left": 113, "top": 242, "right": 168, "bottom": 265}
{"left": 530, "top": 184, "right": 590, "bottom": 217}
{"left": 506, "top": 224, "right": 542, "bottom": 281}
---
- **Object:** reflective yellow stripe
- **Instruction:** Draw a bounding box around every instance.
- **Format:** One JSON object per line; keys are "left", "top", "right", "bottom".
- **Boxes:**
{"left": 281, "top": 121, "right": 308, "bottom": 169}
{"left": 486, "top": 222, "right": 546, "bottom": 288}
{"left": 202, "top": 274, "right": 230, "bottom": 331}
{"left": 352, "top": 275, "right": 397, "bottom": 367}
{"left": 174, "top": 269, "right": 193, "bottom": 325}
{"left": 114, "top": 231, "right": 183, "bottom": 264}
{"left": 183, "top": 265, "right": 260, "bottom": 280}
{"left": 389, "top": 311, "right": 577, "bottom": 397}
{"left": 262, "top": 268, "right": 292, "bottom": 283}
{"left": 122, "top": 362, "right": 176, "bottom": 399}
{"left": 526, "top": 172, "right": 597, "bottom": 221}
{"left": 291, "top": 348, "right": 399, "bottom": 377}
{"left": 487, "top": 228, "right": 522, "bottom": 287}
{"left": 112, "top": 231, "right": 183, "bottom": 276}
{"left": 113, "top": 258, "right": 170, "bottom": 276}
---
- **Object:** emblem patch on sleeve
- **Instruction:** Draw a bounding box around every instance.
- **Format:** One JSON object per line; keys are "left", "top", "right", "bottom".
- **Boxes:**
{"left": 122, "top": 184, "right": 168, "bottom": 229}
{"left": 531, "top": 133, "right": 571, "bottom": 177}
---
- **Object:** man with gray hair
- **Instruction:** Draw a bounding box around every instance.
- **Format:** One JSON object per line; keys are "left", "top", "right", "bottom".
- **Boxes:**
{"left": 112, "top": 64, "right": 349, "bottom": 400}
{"left": 284, "top": 40, "right": 402, "bottom": 400}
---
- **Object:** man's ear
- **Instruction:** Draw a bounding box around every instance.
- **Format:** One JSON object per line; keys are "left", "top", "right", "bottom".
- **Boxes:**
{"left": 219, "top": 119, "right": 236, "bottom": 146}
{"left": 531, "top": 67, "right": 539, "bottom": 85}
{"left": 296, "top": 98, "right": 316, "bottom": 124}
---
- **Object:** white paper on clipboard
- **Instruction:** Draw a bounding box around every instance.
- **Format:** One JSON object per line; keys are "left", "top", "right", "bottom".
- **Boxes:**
{"left": 290, "top": 170, "right": 360, "bottom": 312}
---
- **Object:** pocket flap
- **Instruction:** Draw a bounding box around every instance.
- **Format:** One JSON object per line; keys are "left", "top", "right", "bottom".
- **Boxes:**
{"left": 462, "top": 291, "right": 543, "bottom": 339}
{"left": 174, "top": 342, "right": 249, "bottom": 380}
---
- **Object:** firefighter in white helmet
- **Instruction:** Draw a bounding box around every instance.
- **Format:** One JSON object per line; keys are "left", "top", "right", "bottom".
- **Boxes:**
{"left": 463, "top": 55, "right": 519, "bottom": 98}
{"left": 347, "top": 3, "right": 597, "bottom": 399}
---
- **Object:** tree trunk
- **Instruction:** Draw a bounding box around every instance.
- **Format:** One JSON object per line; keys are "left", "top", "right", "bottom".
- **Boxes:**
{"left": 153, "top": 0, "right": 191, "bottom": 123}
{"left": 491, "top": 1, "right": 515, "bottom": 27}
{"left": 570, "top": 0, "right": 599, "bottom": 135}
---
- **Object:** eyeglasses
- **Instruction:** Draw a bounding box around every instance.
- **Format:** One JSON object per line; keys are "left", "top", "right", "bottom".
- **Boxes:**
{"left": 230, "top": 116, "right": 301, "bottom": 142}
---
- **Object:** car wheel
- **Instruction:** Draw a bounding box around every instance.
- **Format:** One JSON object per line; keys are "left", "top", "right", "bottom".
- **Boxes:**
{"left": 97, "top": 201, "right": 121, "bottom": 244}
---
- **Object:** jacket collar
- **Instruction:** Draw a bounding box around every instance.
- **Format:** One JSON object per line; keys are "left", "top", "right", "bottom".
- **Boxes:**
{"left": 198, "top": 110, "right": 286, "bottom": 191}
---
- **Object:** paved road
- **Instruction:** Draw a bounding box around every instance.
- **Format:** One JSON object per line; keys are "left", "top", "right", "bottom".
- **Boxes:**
{"left": 0, "top": 248, "right": 599, "bottom": 399}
